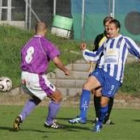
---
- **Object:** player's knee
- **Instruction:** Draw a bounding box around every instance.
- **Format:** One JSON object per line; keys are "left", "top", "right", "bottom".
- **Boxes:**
{"left": 56, "top": 92, "right": 63, "bottom": 102}
{"left": 95, "top": 90, "right": 102, "bottom": 97}
{"left": 83, "top": 82, "right": 91, "bottom": 90}
{"left": 100, "top": 98, "right": 109, "bottom": 107}
{"left": 49, "top": 90, "right": 63, "bottom": 103}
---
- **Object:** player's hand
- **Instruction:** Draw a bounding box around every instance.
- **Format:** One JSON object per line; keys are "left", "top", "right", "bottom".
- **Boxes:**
{"left": 64, "top": 68, "right": 70, "bottom": 76}
{"left": 80, "top": 42, "right": 86, "bottom": 51}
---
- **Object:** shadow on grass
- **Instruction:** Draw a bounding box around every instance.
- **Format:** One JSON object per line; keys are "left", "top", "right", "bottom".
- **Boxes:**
{"left": 0, "top": 116, "right": 93, "bottom": 133}
{"left": 0, "top": 124, "right": 91, "bottom": 133}
{"left": 57, "top": 116, "right": 94, "bottom": 124}
{"left": 0, "top": 126, "right": 52, "bottom": 134}
{"left": 56, "top": 117, "right": 93, "bottom": 132}
{"left": 133, "top": 119, "right": 140, "bottom": 122}
{"left": 57, "top": 123, "right": 91, "bottom": 132}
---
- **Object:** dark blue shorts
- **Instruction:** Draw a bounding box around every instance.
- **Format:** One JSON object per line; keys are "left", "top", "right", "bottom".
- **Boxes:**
{"left": 90, "top": 68, "right": 121, "bottom": 97}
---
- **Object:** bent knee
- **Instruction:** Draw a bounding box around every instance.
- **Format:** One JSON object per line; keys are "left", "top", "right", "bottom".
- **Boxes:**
{"left": 48, "top": 90, "right": 63, "bottom": 103}
{"left": 95, "top": 91, "right": 102, "bottom": 97}
{"left": 56, "top": 92, "right": 63, "bottom": 102}
{"left": 83, "top": 83, "right": 91, "bottom": 90}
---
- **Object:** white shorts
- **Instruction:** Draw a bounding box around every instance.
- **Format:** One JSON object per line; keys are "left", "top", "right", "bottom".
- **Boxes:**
{"left": 21, "top": 71, "right": 56, "bottom": 100}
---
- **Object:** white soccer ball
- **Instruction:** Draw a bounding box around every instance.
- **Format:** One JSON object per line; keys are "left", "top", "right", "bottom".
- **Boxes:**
{"left": 0, "top": 77, "right": 12, "bottom": 92}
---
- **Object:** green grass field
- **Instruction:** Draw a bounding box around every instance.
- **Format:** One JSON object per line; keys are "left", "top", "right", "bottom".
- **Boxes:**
{"left": 0, "top": 105, "right": 140, "bottom": 140}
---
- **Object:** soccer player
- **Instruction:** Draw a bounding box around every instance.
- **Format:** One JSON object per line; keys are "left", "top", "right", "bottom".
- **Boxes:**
{"left": 91, "top": 16, "right": 114, "bottom": 125}
{"left": 70, "top": 16, "right": 114, "bottom": 125}
{"left": 69, "top": 19, "right": 140, "bottom": 132}
{"left": 13, "top": 22, "right": 70, "bottom": 131}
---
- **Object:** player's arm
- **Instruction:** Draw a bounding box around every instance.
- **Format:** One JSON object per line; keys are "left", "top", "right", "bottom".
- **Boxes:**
{"left": 80, "top": 43, "right": 95, "bottom": 72}
{"left": 81, "top": 44, "right": 104, "bottom": 62}
{"left": 53, "top": 56, "right": 70, "bottom": 76}
{"left": 88, "top": 37, "right": 99, "bottom": 73}
{"left": 125, "top": 37, "right": 140, "bottom": 58}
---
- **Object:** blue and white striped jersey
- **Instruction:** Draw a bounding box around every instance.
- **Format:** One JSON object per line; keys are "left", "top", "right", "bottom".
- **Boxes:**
{"left": 83, "top": 35, "right": 140, "bottom": 83}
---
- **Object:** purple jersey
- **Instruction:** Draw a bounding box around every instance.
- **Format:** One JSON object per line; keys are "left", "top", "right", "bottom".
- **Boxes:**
{"left": 21, "top": 35, "right": 60, "bottom": 74}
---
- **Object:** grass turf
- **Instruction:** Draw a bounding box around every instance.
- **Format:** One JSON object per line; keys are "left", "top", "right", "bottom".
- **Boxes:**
{"left": 0, "top": 105, "right": 140, "bottom": 140}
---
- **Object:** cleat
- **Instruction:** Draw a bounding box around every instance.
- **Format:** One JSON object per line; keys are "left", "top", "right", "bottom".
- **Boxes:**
{"left": 44, "top": 120, "right": 63, "bottom": 129}
{"left": 93, "top": 123, "right": 102, "bottom": 133}
{"left": 103, "top": 119, "right": 115, "bottom": 125}
{"left": 68, "top": 117, "right": 86, "bottom": 124}
{"left": 13, "top": 116, "right": 22, "bottom": 131}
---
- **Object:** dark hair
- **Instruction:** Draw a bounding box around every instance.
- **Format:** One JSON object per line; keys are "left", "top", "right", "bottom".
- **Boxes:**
{"left": 103, "top": 16, "right": 113, "bottom": 26}
{"left": 109, "top": 19, "right": 121, "bottom": 29}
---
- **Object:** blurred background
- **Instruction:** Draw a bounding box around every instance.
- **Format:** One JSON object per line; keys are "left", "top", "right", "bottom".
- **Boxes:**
{"left": 0, "top": 0, "right": 140, "bottom": 42}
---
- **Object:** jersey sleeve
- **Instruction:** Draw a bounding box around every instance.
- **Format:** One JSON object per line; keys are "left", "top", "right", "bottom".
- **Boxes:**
{"left": 47, "top": 43, "right": 60, "bottom": 60}
{"left": 82, "top": 45, "right": 104, "bottom": 62}
{"left": 124, "top": 37, "right": 140, "bottom": 59}
{"left": 42, "top": 38, "right": 60, "bottom": 60}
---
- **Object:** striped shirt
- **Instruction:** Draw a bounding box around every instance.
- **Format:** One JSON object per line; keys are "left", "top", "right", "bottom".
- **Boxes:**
{"left": 83, "top": 34, "right": 140, "bottom": 83}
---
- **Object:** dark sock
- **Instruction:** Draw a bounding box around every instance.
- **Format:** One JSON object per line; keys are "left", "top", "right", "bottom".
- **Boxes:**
{"left": 94, "top": 96, "right": 101, "bottom": 118}
{"left": 104, "top": 97, "right": 114, "bottom": 122}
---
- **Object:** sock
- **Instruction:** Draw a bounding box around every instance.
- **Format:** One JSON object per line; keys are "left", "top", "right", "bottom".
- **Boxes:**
{"left": 94, "top": 96, "right": 101, "bottom": 118}
{"left": 79, "top": 89, "right": 91, "bottom": 120}
{"left": 20, "top": 98, "right": 41, "bottom": 121}
{"left": 98, "top": 105, "right": 108, "bottom": 126}
{"left": 46, "top": 101, "right": 60, "bottom": 125}
{"left": 104, "top": 98, "right": 114, "bottom": 122}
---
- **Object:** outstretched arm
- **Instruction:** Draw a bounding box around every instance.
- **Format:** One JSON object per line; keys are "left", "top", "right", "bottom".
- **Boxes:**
{"left": 53, "top": 56, "right": 70, "bottom": 76}
{"left": 125, "top": 37, "right": 140, "bottom": 59}
{"left": 80, "top": 42, "right": 104, "bottom": 63}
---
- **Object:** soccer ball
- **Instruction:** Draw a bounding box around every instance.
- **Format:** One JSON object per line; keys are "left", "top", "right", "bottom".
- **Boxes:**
{"left": 0, "top": 77, "right": 12, "bottom": 92}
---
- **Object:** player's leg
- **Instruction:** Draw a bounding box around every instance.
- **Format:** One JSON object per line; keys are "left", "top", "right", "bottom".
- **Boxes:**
{"left": 35, "top": 74, "right": 63, "bottom": 129}
{"left": 93, "top": 96, "right": 109, "bottom": 132}
{"left": 93, "top": 96, "right": 100, "bottom": 120}
{"left": 69, "top": 75, "right": 101, "bottom": 124}
{"left": 44, "top": 89, "right": 63, "bottom": 129}
{"left": 93, "top": 72, "right": 121, "bottom": 132}
{"left": 92, "top": 87, "right": 102, "bottom": 123}
{"left": 103, "top": 97, "right": 114, "bottom": 124}
{"left": 13, "top": 86, "right": 42, "bottom": 131}
{"left": 13, "top": 72, "right": 47, "bottom": 131}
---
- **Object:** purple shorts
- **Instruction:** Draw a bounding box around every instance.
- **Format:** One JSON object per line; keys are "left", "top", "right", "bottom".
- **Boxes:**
{"left": 21, "top": 71, "right": 56, "bottom": 100}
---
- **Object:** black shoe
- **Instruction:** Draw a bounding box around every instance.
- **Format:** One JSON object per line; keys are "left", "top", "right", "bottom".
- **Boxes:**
{"left": 44, "top": 120, "right": 63, "bottom": 129}
{"left": 13, "top": 116, "right": 22, "bottom": 131}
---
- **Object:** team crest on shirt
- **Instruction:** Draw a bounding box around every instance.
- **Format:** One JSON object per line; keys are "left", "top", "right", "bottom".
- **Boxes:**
{"left": 104, "top": 48, "right": 119, "bottom": 64}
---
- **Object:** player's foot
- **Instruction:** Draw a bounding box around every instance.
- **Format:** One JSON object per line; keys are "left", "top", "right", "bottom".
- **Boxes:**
{"left": 13, "top": 116, "right": 22, "bottom": 131}
{"left": 44, "top": 120, "right": 63, "bottom": 129}
{"left": 93, "top": 123, "right": 102, "bottom": 133}
{"left": 103, "top": 119, "right": 115, "bottom": 125}
{"left": 68, "top": 117, "right": 86, "bottom": 124}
